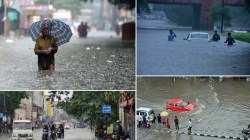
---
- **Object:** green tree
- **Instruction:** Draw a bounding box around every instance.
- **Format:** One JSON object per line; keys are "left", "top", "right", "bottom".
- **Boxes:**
{"left": 0, "top": 91, "right": 28, "bottom": 116}
{"left": 56, "top": 91, "right": 120, "bottom": 126}
{"left": 137, "top": 0, "right": 150, "bottom": 14}
{"left": 209, "top": 4, "right": 232, "bottom": 29}
{"left": 245, "top": 0, "right": 250, "bottom": 13}
{"left": 153, "top": 5, "right": 193, "bottom": 27}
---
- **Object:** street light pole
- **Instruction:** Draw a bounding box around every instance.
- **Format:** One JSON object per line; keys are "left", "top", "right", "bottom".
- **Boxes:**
{"left": 220, "top": 0, "right": 224, "bottom": 33}
{"left": 4, "top": 92, "right": 6, "bottom": 115}
{"left": 4, "top": 0, "right": 7, "bottom": 36}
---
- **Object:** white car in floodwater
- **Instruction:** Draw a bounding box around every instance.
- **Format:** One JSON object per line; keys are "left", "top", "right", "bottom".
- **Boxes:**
{"left": 136, "top": 107, "right": 154, "bottom": 125}
{"left": 184, "top": 32, "right": 211, "bottom": 42}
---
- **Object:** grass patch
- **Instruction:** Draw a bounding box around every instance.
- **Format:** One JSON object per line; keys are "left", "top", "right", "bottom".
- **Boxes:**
{"left": 221, "top": 32, "right": 250, "bottom": 43}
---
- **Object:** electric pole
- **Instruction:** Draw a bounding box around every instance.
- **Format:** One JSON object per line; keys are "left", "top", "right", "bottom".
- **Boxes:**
{"left": 220, "top": 0, "right": 224, "bottom": 33}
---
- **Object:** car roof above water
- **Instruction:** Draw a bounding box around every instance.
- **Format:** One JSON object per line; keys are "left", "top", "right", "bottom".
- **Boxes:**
{"left": 190, "top": 32, "right": 208, "bottom": 35}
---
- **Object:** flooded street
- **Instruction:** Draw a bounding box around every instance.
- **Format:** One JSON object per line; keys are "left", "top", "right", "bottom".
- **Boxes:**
{"left": 0, "top": 32, "right": 135, "bottom": 90}
{"left": 137, "top": 77, "right": 250, "bottom": 140}
{"left": 137, "top": 20, "right": 250, "bottom": 75}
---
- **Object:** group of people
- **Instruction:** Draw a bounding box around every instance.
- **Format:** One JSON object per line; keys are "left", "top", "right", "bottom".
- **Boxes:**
{"left": 167, "top": 29, "right": 235, "bottom": 45}
{"left": 77, "top": 21, "right": 90, "bottom": 38}
{"left": 42, "top": 123, "right": 65, "bottom": 139}
{"left": 139, "top": 112, "right": 194, "bottom": 134}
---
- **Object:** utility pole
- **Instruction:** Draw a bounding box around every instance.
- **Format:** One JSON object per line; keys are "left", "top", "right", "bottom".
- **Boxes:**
{"left": 220, "top": 0, "right": 224, "bottom": 33}
{"left": 4, "top": 92, "right": 6, "bottom": 115}
{"left": 31, "top": 92, "right": 34, "bottom": 129}
{"left": 4, "top": 0, "right": 7, "bottom": 36}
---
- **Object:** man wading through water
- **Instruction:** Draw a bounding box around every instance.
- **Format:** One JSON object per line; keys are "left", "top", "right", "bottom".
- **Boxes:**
{"left": 34, "top": 23, "right": 58, "bottom": 71}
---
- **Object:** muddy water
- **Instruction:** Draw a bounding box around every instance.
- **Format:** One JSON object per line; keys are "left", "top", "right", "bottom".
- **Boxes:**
{"left": 137, "top": 77, "right": 250, "bottom": 140}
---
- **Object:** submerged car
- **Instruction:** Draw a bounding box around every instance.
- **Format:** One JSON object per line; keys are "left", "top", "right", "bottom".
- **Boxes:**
{"left": 166, "top": 99, "right": 195, "bottom": 112}
{"left": 184, "top": 32, "right": 211, "bottom": 42}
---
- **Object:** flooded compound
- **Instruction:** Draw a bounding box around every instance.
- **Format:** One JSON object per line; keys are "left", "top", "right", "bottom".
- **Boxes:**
{"left": 137, "top": 77, "right": 250, "bottom": 140}
{"left": 0, "top": 33, "right": 135, "bottom": 90}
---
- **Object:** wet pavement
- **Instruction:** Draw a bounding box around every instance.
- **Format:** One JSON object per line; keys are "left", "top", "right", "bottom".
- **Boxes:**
{"left": 137, "top": 77, "right": 250, "bottom": 140}
{"left": 0, "top": 127, "right": 95, "bottom": 140}
{"left": 0, "top": 31, "right": 135, "bottom": 90}
{"left": 137, "top": 20, "right": 250, "bottom": 75}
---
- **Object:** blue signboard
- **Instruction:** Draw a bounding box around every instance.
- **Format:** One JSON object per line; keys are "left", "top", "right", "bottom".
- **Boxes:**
{"left": 102, "top": 105, "right": 111, "bottom": 114}
{"left": 0, "top": 113, "right": 3, "bottom": 118}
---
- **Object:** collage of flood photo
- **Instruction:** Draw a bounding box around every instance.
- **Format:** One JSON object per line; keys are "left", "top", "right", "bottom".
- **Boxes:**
{"left": 0, "top": 0, "right": 250, "bottom": 140}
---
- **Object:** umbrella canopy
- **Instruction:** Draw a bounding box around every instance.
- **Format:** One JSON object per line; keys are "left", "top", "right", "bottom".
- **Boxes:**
{"left": 160, "top": 111, "right": 169, "bottom": 117}
{"left": 28, "top": 19, "right": 73, "bottom": 46}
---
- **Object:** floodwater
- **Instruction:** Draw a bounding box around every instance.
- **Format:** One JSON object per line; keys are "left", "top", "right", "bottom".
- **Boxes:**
{"left": 0, "top": 32, "right": 135, "bottom": 90}
{"left": 137, "top": 20, "right": 250, "bottom": 75}
{"left": 137, "top": 77, "right": 250, "bottom": 140}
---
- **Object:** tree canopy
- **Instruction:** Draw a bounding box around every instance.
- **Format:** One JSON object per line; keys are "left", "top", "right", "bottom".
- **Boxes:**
{"left": 50, "top": 91, "right": 134, "bottom": 127}
{"left": 245, "top": 0, "right": 250, "bottom": 13}
{"left": 0, "top": 91, "right": 28, "bottom": 115}
{"left": 137, "top": 0, "right": 150, "bottom": 14}
{"left": 209, "top": 4, "right": 232, "bottom": 28}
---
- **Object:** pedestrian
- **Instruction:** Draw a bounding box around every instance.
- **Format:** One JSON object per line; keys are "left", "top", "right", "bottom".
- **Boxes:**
{"left": 149, "top": 113, "right": 154, "bottom": 124}
{"left": 224, "top": 32, "right": 235, "bottom": 45}
{"left": 157, "top": 114, "right": 161, "bottom": 124}
{"left": 211, "top": 30, "right": 220, "bottom": 41}
{"left": 188, "top": 119, "right": 192, "bottom": 134}
{"left": 116, "top": 120, "right": 123, "bottom": 140}
{"left": 162, "top": 116, "right": 166, "bottom": 127}
{"left": 77, "top": 21, "right": 86, "bottom": 38}
{"left": 74, "top": 123, "right": 76, "bottom": 129}
{"left": 174, "top": 116, "right": 179, "bottom": 131}
{"left": 166, "top": 118, "right": 170, "bottom": 129}
{"left": 34, "top": 23, "right": 58, "bottom": 71}
{"left": 60, "top": 124, "right": 64, "bottom": 138}
{"left": 168, "top": 29, "right": 177, "bottom": 41}
{"left": 248, "top": 123, "right": 250, "bottom": 129}
{"left": 152, "top": 113, "right": 156, "bottom": 124}
{"left": 142, "top": 115, "right": 147, "bottom": 128}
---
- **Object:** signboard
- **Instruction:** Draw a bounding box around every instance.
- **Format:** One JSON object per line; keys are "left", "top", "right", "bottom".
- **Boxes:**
{"left": 3, "top": 116, "right": 6, "bottom": 122}
{"left": 0, "top": 113, "right": 3, "bottom": 118}
{"left": 102, "top": 105, "right": 111, "bottom": 114}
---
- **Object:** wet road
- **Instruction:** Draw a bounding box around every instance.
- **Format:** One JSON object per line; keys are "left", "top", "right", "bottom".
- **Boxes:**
{"left": 137, "top": 77, "right": 250, "bottom": 140}
{"left": 0, "top": 127, "right": 95, "bottom": 140}
{"left": 137, "top": 21, "right": 250, "bottom": 75}
{"left": 0, "top": 31, "right": 135, "bottom": 90}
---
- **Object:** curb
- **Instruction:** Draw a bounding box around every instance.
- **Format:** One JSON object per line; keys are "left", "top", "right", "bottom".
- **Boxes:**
{"left": 177, "top": 131, "right": 247, "bottom": 140}
{"left": 137, "top": 26, "right": 192, "bottom": 30}
{"left": 145, "top": 126, "right": 248, "bottom": 140}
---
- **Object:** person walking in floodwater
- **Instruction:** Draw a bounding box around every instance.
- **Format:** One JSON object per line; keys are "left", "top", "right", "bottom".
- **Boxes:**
{"left": 211, "top": 30, "right": 220, "bottom": 41}
{"left": 188, "top": 119, "right": 192, "bottom": 134}
{"left": 34, "top": 23, "right": 58, "bottom": 71}
{"left": 77, "top": 21, "right": 85, "bottom": 38}
{"left": 224, "top": 32, "right": 235, "bottom": 45}
{"left": 168, "top": 29, "right": 177, "bottom": 41}
{"left": 174, "top": 116, "right": 179, "bottom": 131}
{"left": 166, "top": 118, "right": 170, "bottom": 129}
{"left": 157, "top": 114, "right": 161, "bottom": 124}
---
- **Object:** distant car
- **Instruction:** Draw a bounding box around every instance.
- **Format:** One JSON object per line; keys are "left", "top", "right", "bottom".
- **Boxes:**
{"left": 136, "top": 107, "right": 154, "bottom": 125}
{"left": 184, "top": 32, "right": 211, "bottom": 42}
{"left": 64, "top": 124, "right": 70, "bottom": 129}
{"left": 166, "top": 99, "right": 195, "bottom": 112}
